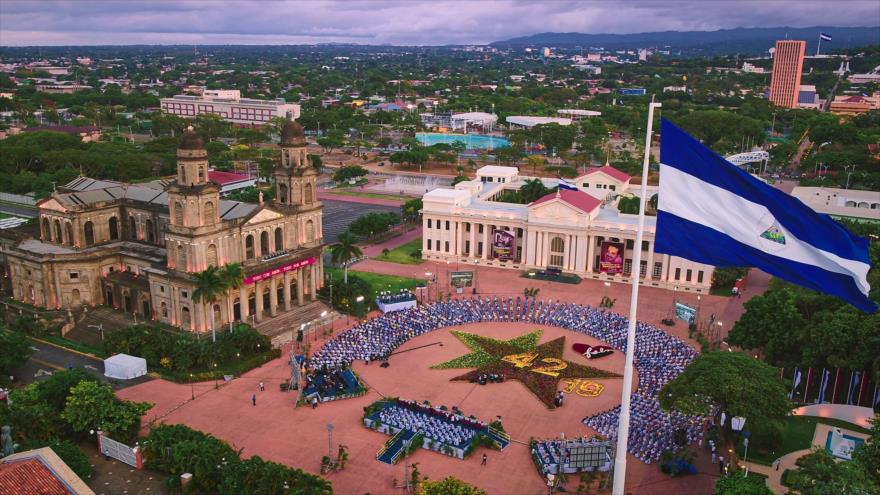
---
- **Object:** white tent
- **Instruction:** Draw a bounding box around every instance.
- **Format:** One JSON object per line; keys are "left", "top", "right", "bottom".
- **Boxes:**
{"left": 103, "top": 354, "right": 148, "bottom": 380}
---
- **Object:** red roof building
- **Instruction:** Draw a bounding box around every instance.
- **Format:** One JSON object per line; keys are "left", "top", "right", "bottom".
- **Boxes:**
{"left": 579, "top": 165, "right": 631, "bottom": 183}
{"left": 530, "top": 189, "right": 602, "bottom": 214}
{"left": 0, "top": 447, "right": 94, "bottom": 495}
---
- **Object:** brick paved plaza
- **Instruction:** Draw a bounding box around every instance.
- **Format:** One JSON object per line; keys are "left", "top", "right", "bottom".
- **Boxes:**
{"left": 118, "top": 259, "right": 764, "bottom": 494}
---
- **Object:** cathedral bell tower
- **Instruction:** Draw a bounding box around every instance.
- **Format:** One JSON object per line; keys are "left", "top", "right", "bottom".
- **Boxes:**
{"left": 166, "top": 127, "right": 221, "bottom": 229}
{"left": 273, "top": 120, "right": 318, "bottom": 208}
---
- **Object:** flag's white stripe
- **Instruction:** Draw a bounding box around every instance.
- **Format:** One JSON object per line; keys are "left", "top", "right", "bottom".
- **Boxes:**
{"left": 659, "top": 165, "right": 871, "bottom": 294}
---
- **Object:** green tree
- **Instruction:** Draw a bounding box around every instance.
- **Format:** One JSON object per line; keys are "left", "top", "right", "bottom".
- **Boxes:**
{"left": 714, "top": 473, "right": 773, "bottom": 495}
{"left": 525, "top": 154, "right": 546, "bottom": 174}
{"left": 61, "top": 381, "right": 151, "bottom": 443}
{"left": 308, "top": 153, "right": 323, "bottom": 173}
{"left": 660, "top": 352, "right": 791, "bottom": 435}
{"left": 495, "top": 146, "right": 523, "bottom": 166}
{"left": 451, "top": 175, "right": 469, "bottom": 186}
{"left": 727, "top": 288, "right": 807, "bottom": 367}
{"left": 787, "top": 449, "right": 878, "bottom": 495}
{"left": 332, "top": 165, "right": 368, "bottom": 183}
{"left": 853, "top": 415, "right": 880, "bottom": 487}
{"left": 328, "top": 231, "right": 362, "bottom": 284}
{"left": 534, "top": 123, "right": 577, "bottom": 154}
{"left": 401, "top": 198, "right": 423, "bottom": 222}
{"left": 420, "top": 476, "right": 487, "bottom": 495}
{"left": 519, "top": 178, "right": 553, "bottom": 203}
{"left": 0, "top": 328, "right": 32, "bottom": 376}
{"left": 192, "top": 265, "right": 225, "bottom": 342}
{"left": 195, "top": 113, "right": 230, "bottom": 140}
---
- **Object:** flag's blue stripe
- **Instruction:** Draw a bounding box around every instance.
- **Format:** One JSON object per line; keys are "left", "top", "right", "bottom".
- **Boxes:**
{"left": 660, "top": 119, "right": 870, "bottom": 265}
{"left": 655, "top": 210, "right": 878, "bottom": 313}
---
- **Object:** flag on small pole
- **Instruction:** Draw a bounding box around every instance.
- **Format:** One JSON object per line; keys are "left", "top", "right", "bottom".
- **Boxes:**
{"left": 817, "top": 32, "right": 832, "bottom": 56}
{"left": 557, "top": 177, "right": 578, "bottom": 191}
{"left": 655, "top": 119, "right": 876, "bottom": 313}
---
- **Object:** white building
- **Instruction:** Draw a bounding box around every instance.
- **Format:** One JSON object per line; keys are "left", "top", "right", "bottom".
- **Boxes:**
{"left": 557, "top": 109, "right": 602, "bottom": 120}
{"left": 421, "top": 166, "right": 713, "bottom": 293}
{"left": 506, "top": 116, "right": 573, "bottom": 129}
{"left": 160, "top": 89, "right": 300, "bottom": 126}
{"left": 449, "top": 112, "right": 498, "bottom": 133}
{"left": 791, "top": 186, "right": 880, "bottom": 222}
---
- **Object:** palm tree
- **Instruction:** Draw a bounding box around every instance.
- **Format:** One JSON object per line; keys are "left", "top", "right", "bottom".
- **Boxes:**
{"left": 220, "top": 263, "right": 245, "bottom": 332}
{"left": 329, "top": 231, "right": 362, "bottom": 284}
{"left": 192, "top": 265, "right": 224, "bottom": 342}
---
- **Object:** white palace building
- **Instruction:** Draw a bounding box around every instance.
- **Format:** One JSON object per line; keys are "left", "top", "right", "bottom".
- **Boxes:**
{"left": 421, "top": 165, "right": 714, "bottom": 293}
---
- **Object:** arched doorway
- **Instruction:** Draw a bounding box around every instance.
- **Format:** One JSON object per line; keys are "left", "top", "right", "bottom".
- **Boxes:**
{"left": 181, "top": 307, "right": 191, "bottom": 328}
{"left": 84, "top": 222, "right": 95, "bottom": 246}
{"left": 248, "top": 292, "right": 256, "bottom": 315}
{"left": 549, "top": 236, "right": 565, "bottom": 269}
{"left": 260, "top": 231, "right": 270, "bottom": 255}
{"left": 65, "top": 222, "right": 73, "bottom": 246}
{"left": 71, "top": 289, "right": 81, "bottom": 306}
{"left": 233, "top": 298, "right": 241, "bottom": 321}
{"left": 274, "top": 227, "right": 283, "bottom": 251}
{"left": 105, "top": 287, "right": 114, "bottom": 307}
{"left": 109, "top": 217, "right": 119, "bottom": 240}
{"left": 54, "top": 219, "right": 62, "bottom": 243}
{"left": 123, "top": 292, "right": 132, "bottom": 313}
{"left": 213, "top": 304, "right": 222, "bottom": 326}
{"left": 142, "top": 298, "right": 151, "bottom": 318}
{"left": 276, "top": 284, "right": 284, "bottom": 307}
{"left": 262, "top": 286, "right": 271, "bottom": 311}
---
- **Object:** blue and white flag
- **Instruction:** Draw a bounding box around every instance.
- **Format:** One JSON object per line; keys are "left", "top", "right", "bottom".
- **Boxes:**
{"left": 847, "top": 371, "right": 861, "bottom": 405}
{"left": 656, "top": 119, "right": 876, "bottom": 313}
{"left": 817, "top": 368, "right": 830, "bottom": 404}
{"left": 820, "top": 33, "right": 833, "bottom": 41}
{"left": 790, "top": 368, "right": 802, "bottom": 400}
{"left": 558, "top": 177, "right": 578, "bottom": 191}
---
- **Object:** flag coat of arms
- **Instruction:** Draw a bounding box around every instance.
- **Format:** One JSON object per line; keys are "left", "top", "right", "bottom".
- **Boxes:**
{"left": 655, "top": 119, "right": 876, "bottom": 313}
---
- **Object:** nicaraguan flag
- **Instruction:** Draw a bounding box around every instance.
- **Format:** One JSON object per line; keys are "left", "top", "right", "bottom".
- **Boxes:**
{"left": 820, "top": 33, "right": 833, "bottom": 41}
{"left": 790, "top": 368, "right": 802, "bottom": 399}
{"left": 558, "top": 177, "right": 578, "bottom": 191}
{"left": 655, "top": 119, "right": 876, "bottom": 313}
{"left": 817, "top": 368, "right": 830, "bottom": 403}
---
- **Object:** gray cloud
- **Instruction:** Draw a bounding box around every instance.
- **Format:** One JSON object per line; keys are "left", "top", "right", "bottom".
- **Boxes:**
{"left": 1, "top": 0, "right": 878, "bottom": 46}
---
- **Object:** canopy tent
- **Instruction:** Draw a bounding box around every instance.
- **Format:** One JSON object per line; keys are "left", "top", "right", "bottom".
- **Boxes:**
{"left": 103, "top": 353, "right": 148, "bottom": 380}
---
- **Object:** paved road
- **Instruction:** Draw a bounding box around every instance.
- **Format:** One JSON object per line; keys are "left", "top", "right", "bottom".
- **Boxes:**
{"left": 322, "top": 199, "right": 399, "bottom": 244}
{"left": 16, "top": 339, "right": 149, "bottom": 390}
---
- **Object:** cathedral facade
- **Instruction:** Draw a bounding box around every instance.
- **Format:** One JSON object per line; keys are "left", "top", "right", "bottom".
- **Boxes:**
{"left": 1, "top": 121, "right": 324, "bottom": 333}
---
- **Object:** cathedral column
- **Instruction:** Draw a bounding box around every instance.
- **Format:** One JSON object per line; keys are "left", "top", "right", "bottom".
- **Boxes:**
{"left": 255, "top": 280, "right": 264, "bottom": 323}
{"left": 586, "top": 235, "right": 596, "bottom": 273}
{"left": 481, "top": 225, "right": 489, "bottom": 260}
{"left": 469, "top": 223, "right": 476, "bottom": 257}
{"left": 646, "top": 241, "right": 656, "bottom": 280}
{"left": 240, "top": 286, "right": 250, "bottom": 321}
{"left": 283, "top": 272, "right": 292, "bottom": 311}
{"left": 296, "top": 268, "right": 304, "bottom": 306}
{"left": 309, "top": 264, "right": 317, "bottom": 301}
{"left": 269, "top": 277, "right": 278, "bottom": 317}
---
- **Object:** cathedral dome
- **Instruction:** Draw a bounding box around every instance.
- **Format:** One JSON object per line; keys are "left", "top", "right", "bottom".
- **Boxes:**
{"left": 280, "top": 120, "right": 306, "bottom": 147}
{"left": 178, "top": 126, "right": 205, "bottom": 150}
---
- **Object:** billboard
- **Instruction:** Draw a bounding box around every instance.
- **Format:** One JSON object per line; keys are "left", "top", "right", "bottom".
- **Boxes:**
{"left": 492, "top": 229, "right": 516, "bottom": 261}
{"left": 599, "top": 241, "right": 624, "bottom": 275}
{"left": 675, "top": 302, "right": 697, "bottom": 323}
{"left": 450, "top": 271, "right": 474, "bottom": 288}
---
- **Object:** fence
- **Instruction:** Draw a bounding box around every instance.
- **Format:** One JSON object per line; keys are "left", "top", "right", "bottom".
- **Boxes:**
{"left": 97, "top": 430, "right": 144, "bottom": 469}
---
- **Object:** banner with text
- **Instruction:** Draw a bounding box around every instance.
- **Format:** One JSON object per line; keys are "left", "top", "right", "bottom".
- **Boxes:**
{"left": 244, "top": 256, "right": 317, "bottom": 285}
{"left": 451, "top": 271, "right": 475, "bottom": 288}
{"left": 599, "top": 241, "right": 624, "bottom": 275}
{"left": 492, "top": 229, "right": 516, "bottom": 261}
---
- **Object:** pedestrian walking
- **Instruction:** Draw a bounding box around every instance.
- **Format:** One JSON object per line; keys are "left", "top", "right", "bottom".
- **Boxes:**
{"left": 718, "top": 456, "right": 724, "bottom": 475}
{"left": 481, "top": 453, "right": 487, "bottom": 466}
{"left": 312, "top": 396, "right": 318, "bottom": 409}
{"left": 252, "top": 394, "right": 256, "bottom": 406}
{"left": 259, "top": 381, "right": 265, "bottom": 392}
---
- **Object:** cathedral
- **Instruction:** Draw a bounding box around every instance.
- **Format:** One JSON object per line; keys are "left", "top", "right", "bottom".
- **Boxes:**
{"left": 1, "top": 121, "right": 325, "bottom": 333}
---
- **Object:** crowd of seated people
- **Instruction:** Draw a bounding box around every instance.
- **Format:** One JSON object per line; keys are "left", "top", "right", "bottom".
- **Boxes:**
{"left": 311, "top": 296, "right": 703, "bottom": 462}
{"left": 372, "top": 399, "right": 486, "bottom": 449}
{"left": 377, "top": 289, "right": 417, "bottom": 304}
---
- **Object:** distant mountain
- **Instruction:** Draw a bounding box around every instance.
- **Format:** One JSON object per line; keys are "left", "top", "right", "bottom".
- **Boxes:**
{"left": 492, "top": 26, "right": 880, "bottom": 56}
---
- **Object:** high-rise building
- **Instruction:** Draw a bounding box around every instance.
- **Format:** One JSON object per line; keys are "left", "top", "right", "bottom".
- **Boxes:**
{"left": 769, "top": 40, "right": 806, "bottom": 108}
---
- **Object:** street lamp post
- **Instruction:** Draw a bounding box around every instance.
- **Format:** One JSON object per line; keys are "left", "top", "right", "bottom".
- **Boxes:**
{"left": 844, "top": 164, "right": 857, "bottom": 189}
{"left": 213, "top": 363, "right": 219, "bottom": 390}
{"left": 326, "top": 423, "right": 334, "bottom": 458}
{"left": 716, "top": 321, "right": 723, "bottom": 344}
{"left": 742, "top": 438, "right": 750, "bottom": 477}
{"left": 190, "top": 373, "right": 194, "bottom": 400}
{"left": 88, "top": 324, "right": 104, "bottom": 341}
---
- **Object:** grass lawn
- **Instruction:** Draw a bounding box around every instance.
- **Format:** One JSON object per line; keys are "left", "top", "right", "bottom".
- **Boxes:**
{"left": 326, "top": 267, "right": 425, "bottom": 297}
{"left": 375, "top": 238, "right": 423, "bottom": 265}
{"left": 738, "top": 415, "right": 871, "bottom": 466}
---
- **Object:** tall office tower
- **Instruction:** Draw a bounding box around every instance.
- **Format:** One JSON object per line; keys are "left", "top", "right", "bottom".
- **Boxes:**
{"left": 769, "top": 40, "right": 806, "bottom": 108}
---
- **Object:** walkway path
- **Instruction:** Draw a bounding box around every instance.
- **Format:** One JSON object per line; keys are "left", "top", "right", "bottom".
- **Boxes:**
{"left": 360, "top": 227, "right": 422, "bottom": 257}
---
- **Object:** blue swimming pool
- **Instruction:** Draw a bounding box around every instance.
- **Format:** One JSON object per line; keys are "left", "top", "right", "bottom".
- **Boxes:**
{"left": 416, "top": 133, "right": 509, "bottom": 150}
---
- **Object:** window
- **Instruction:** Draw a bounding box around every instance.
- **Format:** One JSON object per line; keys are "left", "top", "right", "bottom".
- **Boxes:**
{"left": 174, "top": 202, "right": 184, "bottom": 225}
{"left": 653, "top": 262, "right": 663, "bottom": 279}
{"left": 204, "top": 201, "right": 215, "bottom": 225}
{"left": 198, "top": 166, "right": 206, "bottom": 183}
{"left": 260, "top": 231, "right": 269, "bottom": 254}
{"left": 54, "top": 219, "right": 62, "bottom": 243}
{"left": 445, "top": 221, "right": 450, "bottom": 231}
{"left": 445, "top": 241, "right": 450, "bottom": 252}
{"left": 549, "top": 236, "right": 565, "bottom": 268}
{"left": 160, "top": 302, "right": 168, "bottom": 317}
{"left": 465, "top": 223, "right": 471, "bottom": 232}
{"left": 69, "top": 271, "right": 79, "bottom": 280}
{"left": 160, "top": 285, "right": 165, "bottom": 293}
{"left": 180, "top": 166, "right": 187, "bottom": 184}
{"left": 84, "top": 221, "right": 95, "bottom": 246}
{"left": 427, "top": 239, "right": 432, "bottom": 250}
{"left": 304, "top": 183, "right": 314, "bottom": 203}
{"left": 305, "top": 220, "right": 315, "bottom": 242}
{"left": 274, "top": 227, "right": 283, "bottom": 251}
{"left": 582, "top": 183, "right": 589, "bottom": 188}
{"left": 641, "top": 241, "right": 649, "bottom": 251}
{"left": 64, "top": 222, "right": 73, "bottom": 245}
{"left": 245, "top": 235, "right": 255, "bottom": 259}
{"left": 427, "top": 219, "right": 432, "bottom": 229}
{"left": 624, "top": 259, "right": 632, "bottom": 276}
{"left": 697, "top": 271, "right": 704, "bottom": 284}
{"left": 640, "top": 260, "right": 647, "bottom": 277}
{"left": 146, "top": 219, "right": 155, "bottom": 243}
{"left": 674, "top": 268, "right": 681, "bottom": 281}
{"left": 207, "top": 244, "right": 218, "bottom": 267}
{"left": 478, "top": 242, "right": 483, "bottom": 256}
{"left": 625, "top": 239, "right": 634, "bottom": 250}
{"left": 596, "top": 236, "right": 604, "bottom": 246}
{"left": 465, "top": 240, "right": 470, "bottom": 254}
{"left": 609, "top": 185, "right": 616, "bottom": 191}
{"left": 181, "top": 291, "right": 188, "bottom": 298}
{"left": 177, "top": 245, "right": 187, "bottom": 271}
{"left": 42, "top": 218, "right": 50, "bottom": 240}
{"left": 109, "top": 217, "right": 119, "bottom": 240}
{"left": 686, "top": 269, "right": 692, "bottom": 282}
{"left": 129, "top": 216, "right": 137, "bottom": 239}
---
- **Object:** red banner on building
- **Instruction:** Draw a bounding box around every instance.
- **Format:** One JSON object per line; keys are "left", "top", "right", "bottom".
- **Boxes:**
{"left": 244, "top": 256, "right": 317, "bottom": 285}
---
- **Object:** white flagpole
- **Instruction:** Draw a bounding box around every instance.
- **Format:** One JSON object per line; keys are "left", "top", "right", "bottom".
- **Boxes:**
{"left": 612, "top": 98, "right": 661, "bottom": 495}
{"left": 817, "top": 34, "right": 822, "bottom": 56}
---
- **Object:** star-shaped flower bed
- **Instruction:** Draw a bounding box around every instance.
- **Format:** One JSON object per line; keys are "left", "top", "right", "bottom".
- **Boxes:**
{"left": 433, "top": 330, "right": 622, "bottom": 409}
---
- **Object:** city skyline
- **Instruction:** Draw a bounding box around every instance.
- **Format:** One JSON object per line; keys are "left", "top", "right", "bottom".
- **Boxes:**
{"left": 1, "top": 0, "right": 879, "bottom": 46}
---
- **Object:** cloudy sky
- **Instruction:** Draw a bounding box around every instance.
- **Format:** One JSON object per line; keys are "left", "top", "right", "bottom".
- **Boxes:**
{"left": 1, "top": 0, "right": 878, "bottom": 46}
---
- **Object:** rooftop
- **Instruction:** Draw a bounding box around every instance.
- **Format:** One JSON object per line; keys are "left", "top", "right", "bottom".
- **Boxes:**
{"left": 578, "top": 165, "right": 631, "bottom": 183}
{"left": 530, "top": 189, "right": 602, "bottom": 214}
{"left": 0, "top": 447, "right": 95, "bottom": 495}
{"left": 208, "top": 170, "right": 251, "bottom": 185}
{"left": 506, "top": 116, "right": 573, "bottom": 127}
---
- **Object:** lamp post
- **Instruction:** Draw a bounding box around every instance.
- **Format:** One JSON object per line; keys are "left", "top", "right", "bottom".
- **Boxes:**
{"left": 326, "top": 423, "right": 334, "bottom": 458}
{"left": 716, "top": 321, "right": 723, "bottom": 344}
{"left": 88, "top": 324, "right": 104, "bottom": 341}
{"left": 213, "top": 363, "right": 219, "bottom": 390}
{"left": 742, "top": 437, "right": 750, "bottom": 477}
{"left": 190, "top": 373, "right": 194, "bottom": 400}
{"left": 844, "top": 164, "right": 856, "bottom": 189}
{"left": 696, "top": 295, "right": 702, "bottom": 331}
